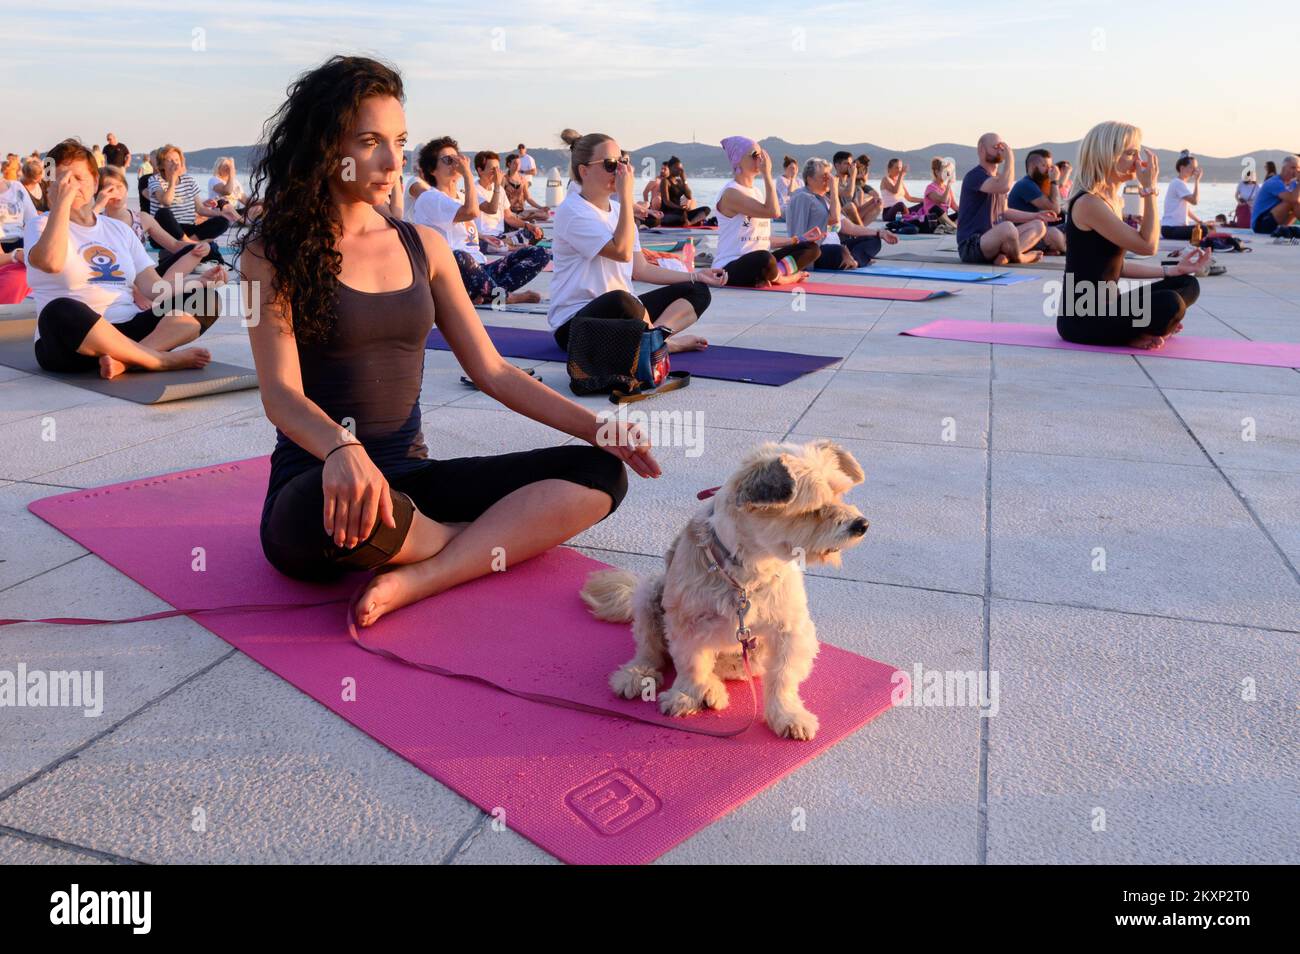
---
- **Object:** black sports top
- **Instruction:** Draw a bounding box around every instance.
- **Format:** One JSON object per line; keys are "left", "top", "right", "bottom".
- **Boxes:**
{"left": 1063, "top": 191, "right": 1124, "bottom": 284}
{"left": 268, "top": 214, "right": 437, "bottom": 496}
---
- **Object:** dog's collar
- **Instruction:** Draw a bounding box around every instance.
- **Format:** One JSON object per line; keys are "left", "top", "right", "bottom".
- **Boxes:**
{"left": 701, "top": 501, "right": 757, "bottom": 653}
{"left": 701, "top": 500, "right": 746, "bottom": 578}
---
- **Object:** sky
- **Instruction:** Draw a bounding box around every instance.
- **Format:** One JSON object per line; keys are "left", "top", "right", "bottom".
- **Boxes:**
{"left": 3, "top": 0, "right": 1294, "bottom": 158}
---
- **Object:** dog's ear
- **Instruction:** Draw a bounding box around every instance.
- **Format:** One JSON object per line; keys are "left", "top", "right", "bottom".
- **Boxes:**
{"left": 734, "top": 454, "right": 797, "bottom": 509}
{"left": 810, "top": 439, "right": 865, "bottom": 490}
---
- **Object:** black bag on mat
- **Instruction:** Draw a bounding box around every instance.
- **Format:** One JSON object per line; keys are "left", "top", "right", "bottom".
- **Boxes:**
{"left": 565, "top": 316, "right": 669, "bottom": 396}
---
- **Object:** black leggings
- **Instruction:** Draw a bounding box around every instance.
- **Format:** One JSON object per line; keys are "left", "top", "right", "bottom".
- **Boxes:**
{"left": 553, "top": 283, "right": 713, "bottom": 350}
{"left": 721, "top": 240, "right": 821, "bottom": 287}
{"left": 658, "top": 206, "right": 711, "bottom": 227}
{"left": 883, "top": 202, "right": 922, "bottom": 222}
{"left": 1056, "top": 274, "right": 1200, "bottom": 345}
{"left": 32, "top": 296, "right": 217, "bottom": 373}
{"left": 153, "top": 206, "right": 229, "bottom": 244}
{"left": 155, "top": 242, "right": 203, "bottom": 277}
{"left": 259, "top": 445, "right": 628, "bottom": 582}
{"left": 1160, "top": 225, "right": 1197, "bottom": 241}
{"left": 814, "top": 234, "right": 883, "bottom": 270}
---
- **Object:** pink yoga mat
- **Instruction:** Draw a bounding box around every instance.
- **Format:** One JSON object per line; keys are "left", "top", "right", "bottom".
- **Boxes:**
{"left": 902, "top": 319, "right": 1300, "bottom": 368}
{"left": 733, "top": 281, "right": 949, "bottom": 302}
{"left": 29, "top": 458, "right": 902, "bottom": 865}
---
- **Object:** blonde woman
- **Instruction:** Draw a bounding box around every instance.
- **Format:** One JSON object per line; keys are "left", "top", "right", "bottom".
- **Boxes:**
{"left": 206, "top": 157, "right": 248, "bottom": 223}
{"left": 1059, "top": 121, "right": 1208, "bottom": 349}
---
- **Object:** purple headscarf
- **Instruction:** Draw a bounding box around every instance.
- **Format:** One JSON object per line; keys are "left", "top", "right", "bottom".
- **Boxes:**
{"left": 721, "top": 136, "right": 758, "bottom": 172}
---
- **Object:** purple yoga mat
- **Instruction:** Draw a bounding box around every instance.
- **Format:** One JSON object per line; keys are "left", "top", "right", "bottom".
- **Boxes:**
{"left": 28, "top": 458, "right": 902, "bottom": 865}
{"left": 429, "top": 326, "right": 840, "bottom": 385}
{"left": 901, "top": 319, "right": 1300, "bottom": 368}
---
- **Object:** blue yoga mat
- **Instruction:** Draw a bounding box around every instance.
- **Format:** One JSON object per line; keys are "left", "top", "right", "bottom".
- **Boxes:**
{"left": 849, "top": 265, "right": 1037, "bottom": 286}
{"left": 427, "top": 325, "right": 839, "bottom": 386}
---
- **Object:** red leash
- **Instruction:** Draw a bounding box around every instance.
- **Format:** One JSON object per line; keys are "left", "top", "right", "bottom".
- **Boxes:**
{"left": 1, "top": 588, "right": 759, "bottom": 739}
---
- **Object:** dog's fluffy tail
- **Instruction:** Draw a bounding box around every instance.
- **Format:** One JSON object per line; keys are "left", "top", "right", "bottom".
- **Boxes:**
{"left": 580, "top": 568, "right": 639, "bottom": 623}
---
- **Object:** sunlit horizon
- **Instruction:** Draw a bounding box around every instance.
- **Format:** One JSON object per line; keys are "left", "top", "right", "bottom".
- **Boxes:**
{"left": 4, "top": 0, "right": 1294, "bottom": 159}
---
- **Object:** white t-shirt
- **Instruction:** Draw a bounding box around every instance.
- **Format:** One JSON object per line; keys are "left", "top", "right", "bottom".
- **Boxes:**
{"left": 713, "top": 180, "right": 772, "bottom": 269}
{"left": 518, "top": 154, "right": 537, "bottom": 177}
{"left": 207, "top": 175, "right": 245, "bottom": 204}
{"left": 409, "top": 187, "right": 483, "bottom": 263}
{"left": 475, "top": 181, "right": 505, "bottom": 237}
{"left": 0, "top": 179, "right": 38, "bottom": 241}
{"left": 546, "top": 192, "right": 641, "bottom": 332}
{"left": 24, "top": 212, "right": 154, "bottom": 339}
{"left": 1162, "top": 177, "right": 1195, "bottom": 228}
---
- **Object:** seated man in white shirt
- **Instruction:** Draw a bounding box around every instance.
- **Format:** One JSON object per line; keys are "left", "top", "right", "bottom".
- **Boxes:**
{"left": 516, "top": 143, "right": 538, "bottom": 184}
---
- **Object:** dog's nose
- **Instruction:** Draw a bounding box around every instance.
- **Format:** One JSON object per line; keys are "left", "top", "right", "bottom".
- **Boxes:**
{"left": 848, "top": 517, "right": 869, "bottom": 536}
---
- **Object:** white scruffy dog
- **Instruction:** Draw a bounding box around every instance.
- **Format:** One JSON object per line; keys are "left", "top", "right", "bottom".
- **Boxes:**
{"left": 580, "top": 439, "right": 869, "bottom": 740}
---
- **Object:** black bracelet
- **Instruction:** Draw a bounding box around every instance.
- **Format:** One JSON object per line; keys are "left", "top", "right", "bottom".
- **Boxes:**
{"left": 324, "top": 441, "right": 360, "bottom": 462}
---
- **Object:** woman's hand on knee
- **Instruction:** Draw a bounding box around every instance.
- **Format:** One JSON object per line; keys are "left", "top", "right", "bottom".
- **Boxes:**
{"left": 592, "top": 417, "right": 660, "bottom": 478}
{"left": 322, "top": 444, "right": 396, "bottom": 549}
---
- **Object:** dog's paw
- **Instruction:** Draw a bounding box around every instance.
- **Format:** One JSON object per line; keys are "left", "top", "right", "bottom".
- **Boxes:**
{"left": 659, "top": 687, "right": 700, "bottom": 717}
{"left": 699, "top": 675, "right": 731, "bottom": 710}
{"left": 610, "top": 666, "right": 662, "bottom": 700}
{"left": 768, "top": 705, "right": 819, "bottom": 741}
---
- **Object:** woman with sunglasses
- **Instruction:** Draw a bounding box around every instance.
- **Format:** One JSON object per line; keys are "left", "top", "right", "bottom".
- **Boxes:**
{"left": 241, "top": 58, "right": 653, "bottom": 629}
{"left": 713, "top": 136, "right": 822, "bottom": 287}
{"left": 547, "top": 129, "right": 727, "bottom": 354}
{"left": 409, "top": 137, "right": 550, "bottom": 306}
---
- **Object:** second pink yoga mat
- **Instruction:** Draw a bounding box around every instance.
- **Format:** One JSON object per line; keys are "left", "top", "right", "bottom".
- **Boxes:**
{"left": 902, "top": 319, "right": 1300, "bottom": 368}
{"left": 29, "top": 458, "right": 902, "bottom": 865}
{"left": 723, "top": 281, "right": 950, "bottom": 302}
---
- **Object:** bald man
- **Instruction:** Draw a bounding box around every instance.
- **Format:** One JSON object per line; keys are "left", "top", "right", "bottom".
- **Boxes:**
{"left": 956, "top": 133, "right": 1055, "bottom": 265}
{"left": 1252, "top": 155, "right": 1300, "bottom": 234}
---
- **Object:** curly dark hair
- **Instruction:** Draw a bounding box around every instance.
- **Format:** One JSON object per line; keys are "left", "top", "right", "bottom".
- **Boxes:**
{"left": 238, "top": 55, "right": 404, "bottom": 344}
{"left": 416, "top": 137, "right": 458, "bottom": 185}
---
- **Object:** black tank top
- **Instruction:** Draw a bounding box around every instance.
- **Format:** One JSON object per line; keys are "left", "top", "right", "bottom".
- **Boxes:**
{"left": 268, "top": 215, "right": 437, "bottom": 495}
{"left": 1063, "top": 192, "right": 1124, "bottom": 284}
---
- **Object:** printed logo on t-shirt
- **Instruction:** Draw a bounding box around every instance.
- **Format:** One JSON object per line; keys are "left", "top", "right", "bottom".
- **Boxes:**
{"left": 82, "top": 244, "right": 125, "bottom": 282}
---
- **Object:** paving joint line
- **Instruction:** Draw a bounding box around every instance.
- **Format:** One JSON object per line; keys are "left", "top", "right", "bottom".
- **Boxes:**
{"left": 0, "top": 648, "right": 239, "bottom": 807}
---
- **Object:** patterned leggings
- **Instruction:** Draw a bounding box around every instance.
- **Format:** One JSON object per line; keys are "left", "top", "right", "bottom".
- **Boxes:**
{"left": 452, "top": 246, "right": 551, "bottom": 304}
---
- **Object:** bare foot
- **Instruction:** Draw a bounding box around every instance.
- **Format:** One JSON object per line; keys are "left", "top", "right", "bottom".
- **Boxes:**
{"left": 772, "top": 270, "right": 810, "bottom": 287}
{"left": 1130, "top": 333, "right": 1166, "bottom": 350}
{"left": 506, "top": 290, "right": 541, "bottom": 304}
{"left": 666, "top": 334, "right": 708, "bottom": 352}
{"left": 992, "top": 254, "right": 1010, "bottom": 266}
{"left": 160, "top": 347, "right": 211, "bottom": 370}
{"left": 354, "top": 561, "right": 437, "bottom": 628}
{"left": 1019, "top": 250, "right": 1044, "bottom": 264}
{"left": 99, "top": 354, "right": 127, "bottom": 379}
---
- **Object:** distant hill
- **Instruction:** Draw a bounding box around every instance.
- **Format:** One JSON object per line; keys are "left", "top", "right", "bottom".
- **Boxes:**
{"left": 178, "top": 138, "right": 1293, "bottom": 182}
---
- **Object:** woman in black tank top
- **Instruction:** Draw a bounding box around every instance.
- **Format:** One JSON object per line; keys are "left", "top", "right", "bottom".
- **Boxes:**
{"left": 239, "top": 57, "right": 658, "bottom": 629}
{"left": 1057, "top": 121, "right": 1209, "bottom": 348}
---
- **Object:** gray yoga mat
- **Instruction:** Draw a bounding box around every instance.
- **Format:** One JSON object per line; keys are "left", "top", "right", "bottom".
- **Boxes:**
{"left": 0, "top": 317, "right": 258, "bottom": 404}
